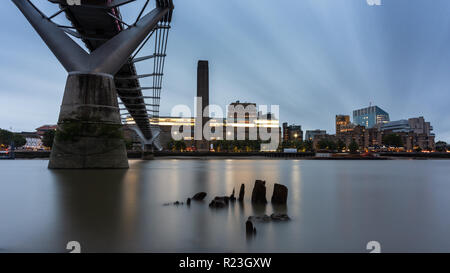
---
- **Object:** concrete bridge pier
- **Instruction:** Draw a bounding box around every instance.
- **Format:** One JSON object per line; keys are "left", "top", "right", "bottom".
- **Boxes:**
{"left": 49, "top": 73, "right": 129, "bottom": 169}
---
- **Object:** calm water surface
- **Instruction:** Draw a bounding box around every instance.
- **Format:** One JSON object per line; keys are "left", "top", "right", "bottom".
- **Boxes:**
{"left": 0, "top": 159, "right": 449, "bottom": 252}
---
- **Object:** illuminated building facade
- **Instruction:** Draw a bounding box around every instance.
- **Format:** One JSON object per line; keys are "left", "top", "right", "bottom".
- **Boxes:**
{"left": 124, "top": 111, "right": 281, "bottom": 151}
{"left": 336, "top": 115, "right": 351, "bottom": 136}
{"left": 19, "top": 132, "right": 43, "bottom": 150}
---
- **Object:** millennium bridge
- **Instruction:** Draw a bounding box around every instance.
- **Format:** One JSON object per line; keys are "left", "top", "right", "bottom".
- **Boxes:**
{"left": 12, "top": 0, "right": 174, "bottom": 168}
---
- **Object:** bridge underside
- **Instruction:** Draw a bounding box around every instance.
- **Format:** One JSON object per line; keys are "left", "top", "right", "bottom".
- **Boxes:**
{"left": 56, "top": 1, "right": 153, "bottom": 140}
{"left": 13, "top": 0, "right": 174, "bottom": 168}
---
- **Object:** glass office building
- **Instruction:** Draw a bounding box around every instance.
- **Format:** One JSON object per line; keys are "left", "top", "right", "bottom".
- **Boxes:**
{"left": 353, "top": 106, "right": 389, "bottom": 128}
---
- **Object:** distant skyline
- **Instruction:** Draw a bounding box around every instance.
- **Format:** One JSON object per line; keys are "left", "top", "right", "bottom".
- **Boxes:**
{"left": 1, "top": 0, "right": 450, "bottom": 142}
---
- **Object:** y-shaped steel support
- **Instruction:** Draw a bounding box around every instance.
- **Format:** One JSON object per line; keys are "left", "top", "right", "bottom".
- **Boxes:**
{"left": 12, "top": 0, "right": 169, "bottom": 75}
{"left": 127, "top": 125, "right": 161, "bottom": 160}
{"left": 12, "top": 0, "right": 170, "bottom": 168}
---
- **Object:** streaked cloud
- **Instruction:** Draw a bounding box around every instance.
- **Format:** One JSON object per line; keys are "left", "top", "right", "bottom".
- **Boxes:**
{"left": 1, "top": 0, "right": 449, "bottom": 141}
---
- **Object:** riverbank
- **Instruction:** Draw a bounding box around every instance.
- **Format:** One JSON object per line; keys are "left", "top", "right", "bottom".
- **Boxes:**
{"left": 379, "top": 152, "right": 450, "bottom": 159}
{"left": 10, "top": 150, "right": 450, "bottom": 160}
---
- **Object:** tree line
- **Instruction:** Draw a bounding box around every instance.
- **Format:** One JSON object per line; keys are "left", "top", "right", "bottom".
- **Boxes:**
{"left": 0, "top": 128, "right": 56, "bottom": 149}
{"left": 282, "top": 139, "right": 359, "bottom": 153}
{"left": 0, "top": 129, "right": 26, "bottom": 147}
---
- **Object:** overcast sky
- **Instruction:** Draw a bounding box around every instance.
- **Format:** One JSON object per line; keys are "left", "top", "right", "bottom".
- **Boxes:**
{"left": 1, "top": 0, "right": 450, "bottom": 142}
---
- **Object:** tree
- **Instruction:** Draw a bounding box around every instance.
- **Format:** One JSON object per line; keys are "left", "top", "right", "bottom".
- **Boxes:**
{"left": 317, "top": 139, "right": 328, "bottom": 150}
{"left": 328, "top": 140, "right": 337, "bottom": 151}
{"left": 214, "top": 140, "right": 258, "bottom": 152}
{"left": 42, "top": 130, "right": 55, "bottom": 148}
{"left": 168, "top": 140, "right": 186, "bottom": 151}
{"left": 167, "top": 140, "right": 175, "bottom": 151}
{"left": 0, "top": 129, "right": 26, "bottom": 147}
{"left": 249, "top": 140, "right": 261, "bottom": 152}
{"left": 243, "top": 140, "right": 251, "bottom": 152}
{"left": 317, "top": 139, "right": 336, "bottom": 151}
{"left": 282, "top": 140, "right": 292, "bottom": 149}
{"left": 294, "top": 140, "right": 303, "bottom": 151}
{"left": 436, "top": 141, "right": 448, "bottom": 152}
{"left": 214, "top": 140, "right": 222, "bottom": 152}
{"left": 280, "top": 140, "right": 304, "bottom": 151}
{"left": 125, "top": 139, "right": 133, "bottom": 150}
{"left": 217, "top": 140, "right": 230, "bottom": 152}
{"left": 12, "top": 134, "right": 26, "bottom": 147}
{"left": 175, "top": 140, "right": 186, "bottom": 151}
{"left": 336, "top": 139, "right": 346, "bottom": 151}
{"left": 349, "top": 139, "right": 359, "bottom": 154}
{"left": 383, "top": 134, "right": 403, "bottom": 147}
{"left": 232, "top": 140, "right": 243, "bottom": 152}
{"left": 303, "top": 140, "right": 314, "bottom": 152}
{"left": 0, "top": 129, "right": 14, "bottom": 146}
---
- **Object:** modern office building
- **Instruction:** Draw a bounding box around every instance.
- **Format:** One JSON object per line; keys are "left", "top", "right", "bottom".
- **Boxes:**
{"left": 282, "top": 123, "right": 303, "bottom": 141}
{"left": 305, "top": 130, "right": 326, "bottom": 141}
{"left": 353, "top": 106, "right": 389, "bottom": 128}
{"left": 377, "top": 119, "right": 410, "bottom": 133}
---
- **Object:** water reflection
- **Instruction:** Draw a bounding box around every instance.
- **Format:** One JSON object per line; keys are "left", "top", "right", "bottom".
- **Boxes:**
{"left": 1, "top": 159, "right": 450, "bottom": 252}
{"left": 51, "top": 169, "right": 128, "bottom": 252}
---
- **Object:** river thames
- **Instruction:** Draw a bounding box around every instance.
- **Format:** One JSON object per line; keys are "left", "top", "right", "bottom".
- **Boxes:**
{"left": 0, "top": 159, "right": 449, "bottom": 253}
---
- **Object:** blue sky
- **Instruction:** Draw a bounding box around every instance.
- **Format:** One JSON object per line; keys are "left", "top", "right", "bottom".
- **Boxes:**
{"left": 1, "top": 0, "right": 450, "bottom": 142}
